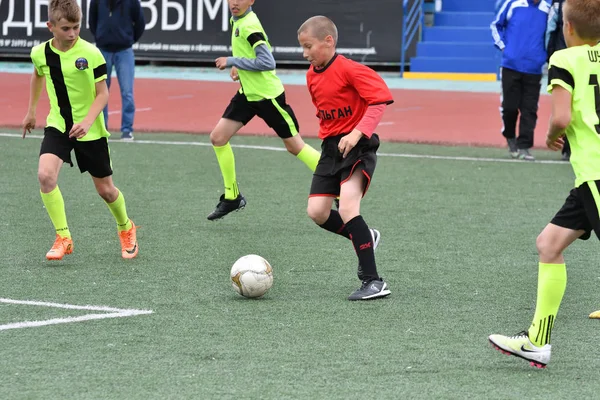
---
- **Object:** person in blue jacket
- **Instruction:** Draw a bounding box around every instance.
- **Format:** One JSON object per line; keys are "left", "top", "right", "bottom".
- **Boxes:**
{"left": 89, "top": 0, "right": 145, "bottom": 140}
{"left": 491, "top": 0, "right": 551, "bottom": 161}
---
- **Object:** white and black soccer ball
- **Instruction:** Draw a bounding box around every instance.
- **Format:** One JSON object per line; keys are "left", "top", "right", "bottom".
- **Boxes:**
{"left": 230, "top": 254, "right": 273, "bottom": 298}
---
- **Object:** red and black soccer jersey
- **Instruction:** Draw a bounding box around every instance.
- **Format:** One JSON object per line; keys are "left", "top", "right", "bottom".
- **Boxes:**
{"left": 306, "top": 54, "right": 394, "bottom": 139}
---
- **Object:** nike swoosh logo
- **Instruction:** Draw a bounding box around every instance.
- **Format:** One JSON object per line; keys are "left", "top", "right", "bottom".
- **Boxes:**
{"left": 126, "top": 243, "right": 138, "bottom": 254}
{"left": 520, "top": 345, "right": 537, "bottom": 353}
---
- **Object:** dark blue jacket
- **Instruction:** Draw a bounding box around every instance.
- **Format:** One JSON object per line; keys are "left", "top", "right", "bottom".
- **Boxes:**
{"left": 89, "top": 0, "right": 145, "bottom": 52}
{"left": 491, "top": 0, "right": 551, "bottom": 74}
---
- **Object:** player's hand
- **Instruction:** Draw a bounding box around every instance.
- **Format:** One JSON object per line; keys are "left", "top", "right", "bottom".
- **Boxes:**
{"left": 338, "top": 130, "right": 363, "bottom": 158}
{"left": 69, "top": 122, "right": 91, "bottom": 139}
{"left": 22, "top": 113, "right": 36, "bottom": 138}
{"left": 215, "top": 57, "right": 228, "bottom": 70}
{"left": 230, "top": 66, "right": 239, "bottom": 81}
{"left": 546, "top": 135, "right": 564, "bottom": 151}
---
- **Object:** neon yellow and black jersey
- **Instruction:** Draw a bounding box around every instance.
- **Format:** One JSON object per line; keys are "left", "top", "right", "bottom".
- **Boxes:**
{"left": 548, "top": 44, "right": 600, "bottom": 187}
{"left": 30, "top": 38, "right": 109, "bottom": 141}
{"left": 230, "top": 11, "right": 284, "bottom": 101}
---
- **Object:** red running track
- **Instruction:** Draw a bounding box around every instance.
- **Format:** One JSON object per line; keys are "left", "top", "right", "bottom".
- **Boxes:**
{"left": 0, "top": 72, "right": 551, "bottom": 147}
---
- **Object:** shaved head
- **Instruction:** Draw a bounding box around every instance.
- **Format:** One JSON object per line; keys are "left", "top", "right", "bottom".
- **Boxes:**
{"left": 297, "top": 16, "right": 338, "bottom": 44}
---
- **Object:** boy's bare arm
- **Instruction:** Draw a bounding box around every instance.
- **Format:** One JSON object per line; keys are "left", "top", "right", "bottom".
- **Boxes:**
{"left": 546, "top": 85, "right": 572, "bottom": 150}
{"left": 22, "top": 69, "right": 45, "bottom": 138}
{"left": 69, "top": 80, "right": 109, "bottom": 139}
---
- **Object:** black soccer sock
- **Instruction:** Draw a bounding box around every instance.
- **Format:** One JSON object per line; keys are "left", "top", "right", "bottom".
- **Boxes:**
{"left": 345, "top": 215, "right": 379, "bottom": 282}
{"left": 318, "top": 210, "right": 351, "bottom": 239}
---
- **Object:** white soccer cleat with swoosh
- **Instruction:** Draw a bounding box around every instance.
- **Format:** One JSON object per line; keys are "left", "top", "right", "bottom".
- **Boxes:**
{"left": 489, "top": 331, "right": 551, "bottom": 368}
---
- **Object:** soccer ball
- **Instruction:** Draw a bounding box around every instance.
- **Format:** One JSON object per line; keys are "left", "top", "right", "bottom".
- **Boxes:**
{"left": 230, "top": 254, "right": 273, "bottom": 298}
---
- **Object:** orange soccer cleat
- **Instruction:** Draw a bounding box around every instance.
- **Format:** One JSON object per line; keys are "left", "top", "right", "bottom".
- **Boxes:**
{"left": 46, "top": 235, "right": 73, "bottom": 260}
{"left": 118, "top": 221, "right": 139, "bottom": 259}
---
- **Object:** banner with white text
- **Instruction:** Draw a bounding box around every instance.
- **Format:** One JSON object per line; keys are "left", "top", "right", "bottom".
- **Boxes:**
{"left": 0, "top": 0, "right": 404, "bottom": 64}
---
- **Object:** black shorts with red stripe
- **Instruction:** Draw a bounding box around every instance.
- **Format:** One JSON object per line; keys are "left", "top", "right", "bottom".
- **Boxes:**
{"left": 309, "top": 133, "right": 379, "bottom": 198}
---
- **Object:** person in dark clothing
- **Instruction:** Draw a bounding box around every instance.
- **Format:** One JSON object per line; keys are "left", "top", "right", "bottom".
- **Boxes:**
{"left": 546, "top": 0, "right": 570, "bottom": 161}
{"left": 89, "top": 0, "right": 145, "bottom": 140}
{"left": 491, "top": 0, "right": 551, "bottom": 161}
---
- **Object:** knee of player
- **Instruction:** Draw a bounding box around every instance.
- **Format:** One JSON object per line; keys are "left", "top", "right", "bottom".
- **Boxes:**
{"left": 307, "top": 204, "right": 329, "bottom": 225}
{"left": 210, "top": 130, "right": 227, "bottom": 147}
{"left": 536, "top": 232, "right": 562, "bottom": 259}
{"left": 96, "top": 185, "right": 118, "bottom": 203}
{"left": 37, "top": 168, "right": 58, "bottom": 189}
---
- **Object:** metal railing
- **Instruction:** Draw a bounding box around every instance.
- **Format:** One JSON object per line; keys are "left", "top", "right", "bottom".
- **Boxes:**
{"left": 400, "top": 0, "right": 425, "bottom": 77}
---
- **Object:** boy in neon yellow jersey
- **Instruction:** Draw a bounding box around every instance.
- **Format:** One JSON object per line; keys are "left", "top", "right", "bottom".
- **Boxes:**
{"left": 22, "top": 0, "right": 138, "bottom": 260}
{"left": 489, "top": 0, "right": 600, "bottom": 368}
{"left": 208, "top": 0, "right": 321, "bottom": 220}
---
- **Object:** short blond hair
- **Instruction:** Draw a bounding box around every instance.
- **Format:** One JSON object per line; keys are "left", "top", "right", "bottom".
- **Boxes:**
{"left": 297, "top": 16, "right": 338, "bottom": 45}
{"left": 564, "top": 0, "right": 600, "bottom": 40}
{"left": 49, "top": 0, "right": 81, "bottom": 23}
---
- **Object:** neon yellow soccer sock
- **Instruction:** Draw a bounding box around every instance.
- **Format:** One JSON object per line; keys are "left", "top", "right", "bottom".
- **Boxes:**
{"left": 105, "top": 190, "right": 132, "bottom": 231}
{"left": 213, "top": 143, "right": 239, "bottom": 200}
{"left": 296, "top": 144, "right": 320, "bottom": 172}
{"left": 528, "top": 262, "right": 567, "bottom": 347}
{"left": 41, "top": 186, "right": 71, "bottom": 238}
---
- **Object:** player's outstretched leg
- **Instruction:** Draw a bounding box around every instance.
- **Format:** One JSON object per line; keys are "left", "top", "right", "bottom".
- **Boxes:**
{"left": 208, "top": 142, "right": 246, "bottom": 220}
{"left": 209, "top": 118, "right": 246, "bottom": 220}
{"left": 207, "top": 141, "right": 246, "bottom": 220}
{"left": 489, "top": 225, "right": 570, "bottom": 368}
{"left": 488, "top": 331, "right": 551, "bottom": 368}
{"left": 283, "top": 136, "right": 320, "bottom": 172}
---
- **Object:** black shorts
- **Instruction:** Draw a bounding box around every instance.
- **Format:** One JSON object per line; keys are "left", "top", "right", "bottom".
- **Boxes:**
{"left": 309, "top": 133, "right": 380, "bottom": 197}
{"left": 40, "top": 127, "right": 113, "bottom": 178}
{"left": 551, "top": 181, "right": 600, "bottom": 240}
{"left": 222, "top": 91, "right": 299, "bottom": 139}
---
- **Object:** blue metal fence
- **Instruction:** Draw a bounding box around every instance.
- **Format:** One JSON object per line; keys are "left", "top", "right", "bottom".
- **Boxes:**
{"left": 400, "top": 0, "right": 425, "bottom": 77}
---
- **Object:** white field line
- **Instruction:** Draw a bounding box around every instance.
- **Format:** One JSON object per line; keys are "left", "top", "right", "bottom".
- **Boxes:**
{"left": 0, "top": 298, "right": 153, "bottom": 331}
{"left": 0, "top": 132, "right": 568, "bottom": 165}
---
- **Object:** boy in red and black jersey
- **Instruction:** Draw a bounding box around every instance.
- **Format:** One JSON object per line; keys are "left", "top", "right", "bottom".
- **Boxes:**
{"left": 298, "top": 16, "right": 394, "bottom": 301}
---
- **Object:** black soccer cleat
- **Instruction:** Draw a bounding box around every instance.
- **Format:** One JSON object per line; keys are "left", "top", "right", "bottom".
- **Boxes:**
{"left": 207, "top": 194, "right": 247, "bottom": 221}
{"left": 348, "top": 278, "right": 391, "bottom": 301}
